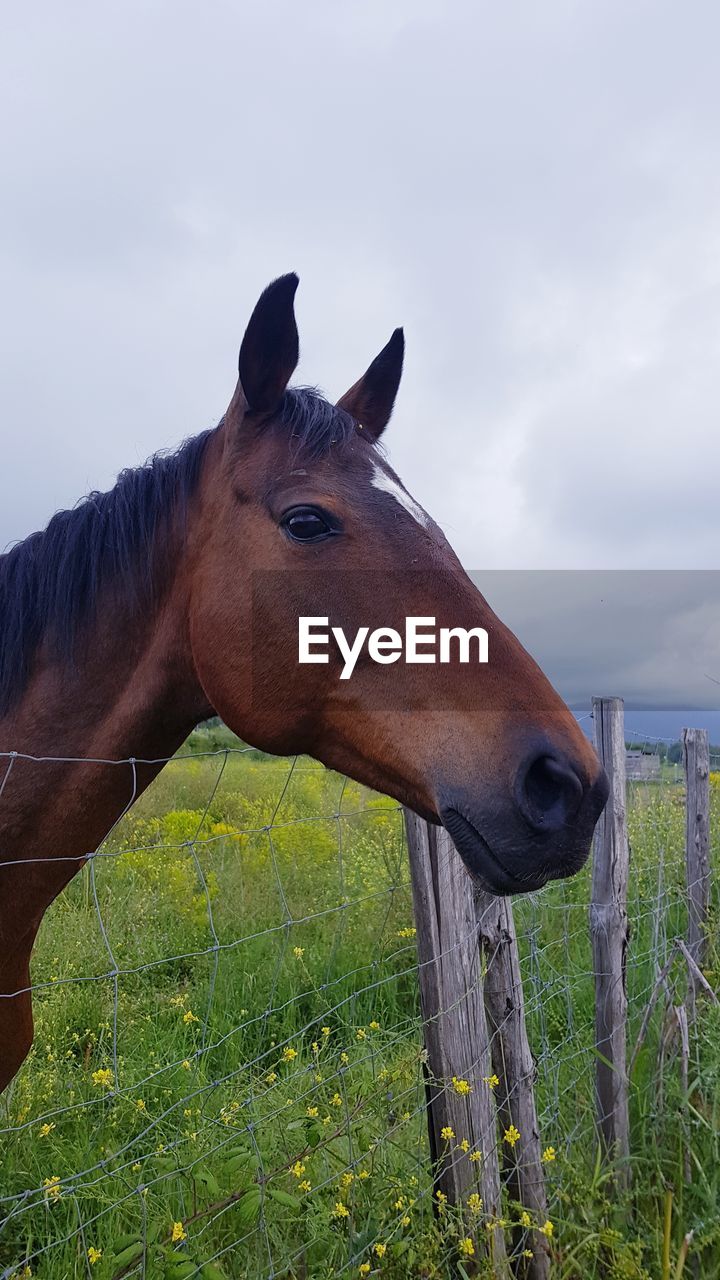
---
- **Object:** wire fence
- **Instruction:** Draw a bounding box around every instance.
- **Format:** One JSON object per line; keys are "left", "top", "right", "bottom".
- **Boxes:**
{"left": 1, "top": 716, "right": 719, "bottom": 1279}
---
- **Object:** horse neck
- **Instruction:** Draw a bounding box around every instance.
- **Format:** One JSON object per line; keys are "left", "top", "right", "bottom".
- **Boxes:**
{"left": 0, "top": 554, "right": 213, "bottom": 874}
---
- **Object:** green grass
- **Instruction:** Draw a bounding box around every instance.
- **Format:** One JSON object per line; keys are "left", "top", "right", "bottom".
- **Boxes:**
{"left": 1, "top": 740, "right": 720, "bottom": 1279}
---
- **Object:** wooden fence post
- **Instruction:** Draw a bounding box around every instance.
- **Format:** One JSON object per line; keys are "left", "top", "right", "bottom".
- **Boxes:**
{"left": 681, "top": 728, "right": 710, "bottom": 1017}
{"left": 404, "top": 811, "right": 508, "bottom": 1272}
{"left": 590, "top": 696, "right": 630, "bottom": 1181}
{"left": 476, "top": 892, "right": 550, "bottom": 1280}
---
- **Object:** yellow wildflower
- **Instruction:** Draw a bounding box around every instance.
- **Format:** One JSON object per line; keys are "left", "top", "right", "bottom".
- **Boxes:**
{"left": 396, "top": 926, "right": 416, "bottom": 938}
{"left": 356, "top": 1028, "right": 367, "bottom": 1041}
{"left": 331, "top": 1092, "right": 343, "bottom": 1107}
{"left": 340, "top": 1052, "right": 350, "bottom": 1065}
{"left": 340, "top": 1171, "right": 354, "bottom": 1188}
{"left": 542, "top": 1146, "right": 556, "bottom": 1163}
{"left": 436, "top": 1189, "right": 447, "bottom": 1214}
{"left": 369, "top": 1020, "right": 380, "bottom": 1031}
{"left": 440, "top": 1125, "right": 455, "bottom": 1141}
{"left": 306, "top": 1106, "right": 319, "bottom": 1118}
{"left": 321, "top": 1026, "right": 331, "bottom": 1037}
{"left": 182, "top": 1010, "right": 199, "bottom": 1025}
{"left": 483, "top": 1073, "right": 500, "bottom": 1089}
{"left": 374, "top": 1243, "right": 387, "bottom": 1258}
{"left": 459, "top": 1237, "right": 475, "bottom": 1258}
{"left": 135, "top": 1099, "right": 146, "bottom": 1111}
{"left": 91, "top": 1068, "right": 113, "bottom": 1089}
{"left": 540, "top": 1219, "right": 554, "bottom": 1238}
{"left": 266, "top": 1071, "right": 277, "bottom": 1084}
{"left": 459, "top": 1138, "right": 470, "bottom": 1153}
{"left": 43, "top": 1176, "right": 62, "bottom": 1201}
{"left": 282, "top": 1046, "right": 297, "bottom": 1063}
{"left": 359, "top": 1265, "right": 371, "bottom": 1276}
{"left": 358, "top": 1169, "right": 370, "bottom": 1180}
{"left": 467, "top": 1193, "right": 483, "bottom": 1214}
{"left": 394, "top": 1196, "right": 405, "bottom": 1210}
{"left": 520, "top": 1210, "right": 532, "bottom": 1228}
{"left": 504, "top": 1124, "right": 521, "bottom": 1148}
{"left": 38, "top": 1123, "right": 55, "bottom": 1137}
{"left": 291, "top": 1160, "right": 306, "bottom": 1178}
{"left": 181, "top": 1059, "right": 192, "bottom": 1071}
{"left": 299, "top": 1179, "right": 311, "bottom": 1192}
{"left": 452, "top": 1076, "right": 472, "bottom": 1095}
{"left": 332, "top": 1201, "right": 350, "bottom": 1219}
{"left": 171, "top": 1222, "right": 187, "bottom": 1242}
{"left": 293, "top": 947, "right": 304, "bottom": 959}
{"left": 469, "top": 1151, "right": 482, "bottom": 1163}
{"left": 87, "top": 1247, "right": 102, "bottom": 1265}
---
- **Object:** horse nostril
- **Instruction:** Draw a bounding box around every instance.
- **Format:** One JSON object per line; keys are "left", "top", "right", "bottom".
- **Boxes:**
{"left": 517, "top": 753, "right": 584, "bottom": 833}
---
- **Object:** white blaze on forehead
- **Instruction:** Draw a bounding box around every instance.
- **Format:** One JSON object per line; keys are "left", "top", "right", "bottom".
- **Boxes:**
{"left": 370, "top": 462, "right": 431, "bottom": 529}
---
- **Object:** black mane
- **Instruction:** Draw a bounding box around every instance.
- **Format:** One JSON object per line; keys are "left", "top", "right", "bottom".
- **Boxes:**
{"left": 0, "top": 388, "right": 357, "bottom": 715}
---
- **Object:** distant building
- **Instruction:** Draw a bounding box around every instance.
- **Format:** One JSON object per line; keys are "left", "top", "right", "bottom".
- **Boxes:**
{"left": 625, "top": 749, "right": 661, "bottom": 781}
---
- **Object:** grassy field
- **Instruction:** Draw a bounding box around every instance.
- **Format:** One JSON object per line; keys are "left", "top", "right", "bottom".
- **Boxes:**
{"left": 1, "top": 731, "right": 720, "bottom": 1279}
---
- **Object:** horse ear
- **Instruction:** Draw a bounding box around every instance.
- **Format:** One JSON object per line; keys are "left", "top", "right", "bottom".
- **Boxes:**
{"left": 336, "top": 328, "right": 404, "bottom": 439}
{"left": 237, "top": 273, "right": 300, "bottom": 414}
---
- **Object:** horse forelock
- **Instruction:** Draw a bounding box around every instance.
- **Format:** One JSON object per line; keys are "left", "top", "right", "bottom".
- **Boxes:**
{"left": 278, "top": 387, "right": 358, "bottom": 458}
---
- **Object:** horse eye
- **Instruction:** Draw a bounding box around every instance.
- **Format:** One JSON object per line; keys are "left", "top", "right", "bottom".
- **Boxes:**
{"left": 281, "top": 506, "right": 337, "bottom": 543}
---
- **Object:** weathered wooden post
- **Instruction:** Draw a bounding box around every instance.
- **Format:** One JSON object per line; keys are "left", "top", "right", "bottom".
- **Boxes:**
{"left": 476, "top": 892, "right": 549, "bottom": 1280}
{"left": 681, "top": 728, "right": 710, "bottom": 1018}
{"left": 590, "top": 696, "right": 630, "bottom": 1182}
{"left": 404, "top": 811, "right": 508, "bottom": 1272}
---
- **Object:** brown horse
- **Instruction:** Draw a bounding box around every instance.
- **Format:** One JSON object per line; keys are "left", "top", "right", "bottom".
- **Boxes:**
{"left": 0, "top": 274, "right": 607, "bottom": 1091}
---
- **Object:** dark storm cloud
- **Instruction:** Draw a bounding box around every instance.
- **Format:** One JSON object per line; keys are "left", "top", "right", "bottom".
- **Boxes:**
{"left": 475, "top": 571, "right": 720, "bottom": 713}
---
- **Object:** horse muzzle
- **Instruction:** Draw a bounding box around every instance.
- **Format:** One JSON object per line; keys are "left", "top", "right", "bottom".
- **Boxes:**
{"left": 438, "top": 744, "right": 609, "bottom": 896}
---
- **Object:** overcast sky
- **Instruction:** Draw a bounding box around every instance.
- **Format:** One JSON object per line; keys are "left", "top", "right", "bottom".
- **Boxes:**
{"left": 2, "top": 2, "right": 720, "bottom": 710}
